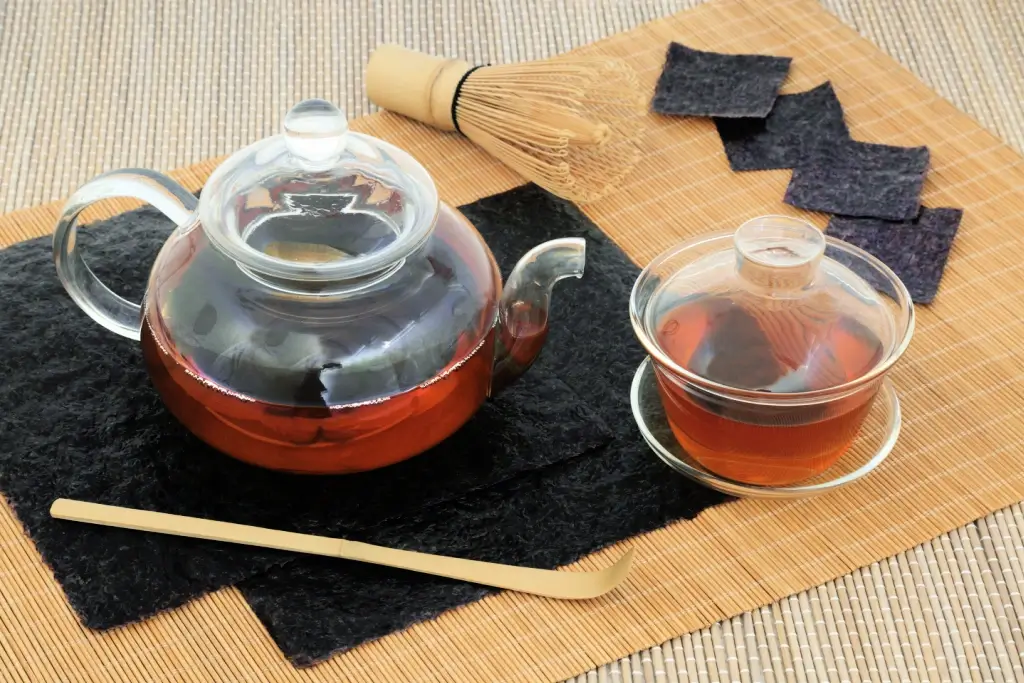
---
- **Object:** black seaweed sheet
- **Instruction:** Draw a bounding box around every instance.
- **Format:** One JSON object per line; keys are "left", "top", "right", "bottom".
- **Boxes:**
{"left": 784, "top": 140, "right": 930, "bottom": 220}
{"left": 715, "top": 81, "right": 850, "bottom": 171}
{"left": 240, "top": 185, "right": 733, "bottom": 665}
{"left": 652, "top": 42, "right": 792, "bottom": 118}
{"left": 827, "top": 207, "right": 963, "bottom": 304}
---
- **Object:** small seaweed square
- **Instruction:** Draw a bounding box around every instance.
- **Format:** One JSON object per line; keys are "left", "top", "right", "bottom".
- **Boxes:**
{"left": 715, "top": 82, "right": 850, "bottom": 171}
{"left": 784, "top": 140, "right": 930, "bottom": 220}
{"left": 651, "top": 42, "right": 792, "bottom": 118}
{"left": 826, "top": 207, "right": 963, "bottom": 304}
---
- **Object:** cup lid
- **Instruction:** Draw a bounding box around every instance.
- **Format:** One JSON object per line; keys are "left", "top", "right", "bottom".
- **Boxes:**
{"left": 196, "top": 99, "right": 439, "bottom": 285}
{"left": 630, "top": 216, "right": 915, "bottom": 399}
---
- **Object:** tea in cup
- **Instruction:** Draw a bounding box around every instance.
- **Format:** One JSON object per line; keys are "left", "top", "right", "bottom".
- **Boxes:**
{"left": 630, "top": 216, "right": 914, "bottom": 486}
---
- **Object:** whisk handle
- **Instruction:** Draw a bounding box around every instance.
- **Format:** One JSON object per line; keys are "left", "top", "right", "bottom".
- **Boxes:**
{"left": 366, "top": 44, "right": 472, "bottom": 131}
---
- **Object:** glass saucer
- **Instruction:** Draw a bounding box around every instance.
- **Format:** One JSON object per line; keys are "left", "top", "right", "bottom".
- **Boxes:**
{"left": 630, "top": 357, "right": 901, "bottom": 498}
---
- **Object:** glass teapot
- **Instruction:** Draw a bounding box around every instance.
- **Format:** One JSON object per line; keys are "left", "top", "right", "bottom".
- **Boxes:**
{"left": 53, "top": 99, "right": 586, "bottom": 474}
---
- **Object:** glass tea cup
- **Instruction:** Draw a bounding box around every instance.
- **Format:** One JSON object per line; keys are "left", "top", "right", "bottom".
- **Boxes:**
{"left": 629, "top": 216, "right": 914, "bottom": 487}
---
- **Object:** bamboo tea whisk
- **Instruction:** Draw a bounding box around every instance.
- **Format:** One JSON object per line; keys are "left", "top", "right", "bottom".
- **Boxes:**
{"left": 365, "top": 45, "right": 646, "bottom": 203}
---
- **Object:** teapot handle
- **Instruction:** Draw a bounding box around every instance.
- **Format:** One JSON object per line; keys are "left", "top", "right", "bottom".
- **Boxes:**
{"left": 52, "top": 169, "right": 199, "bottom": 341}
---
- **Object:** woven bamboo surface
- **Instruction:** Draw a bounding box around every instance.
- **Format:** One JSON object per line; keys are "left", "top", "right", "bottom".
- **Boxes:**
{"left": 1, "top": 1, "right": 1023, "bottom": 682}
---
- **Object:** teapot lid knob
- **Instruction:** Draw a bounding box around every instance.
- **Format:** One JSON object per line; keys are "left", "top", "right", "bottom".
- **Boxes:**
{"left": 282, "top": 99, "right": 349, "bottom": 167}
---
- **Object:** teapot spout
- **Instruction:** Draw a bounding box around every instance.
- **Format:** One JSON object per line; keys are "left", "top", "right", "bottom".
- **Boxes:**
{"left": 491, "top": 238, "right": 586, "bottom": 395}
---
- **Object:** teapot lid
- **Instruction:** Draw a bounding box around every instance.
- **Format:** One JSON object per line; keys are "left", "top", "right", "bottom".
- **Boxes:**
{"left": 197, "top": 99, "right": 439, "bottom": 286}
{"left": 630, "top": 216, "right": 914, "bottom": 397}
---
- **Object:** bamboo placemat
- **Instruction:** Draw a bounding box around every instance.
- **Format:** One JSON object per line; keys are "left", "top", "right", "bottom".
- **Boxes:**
{"left": 1, "top": 1, "right": 1023, "bottom": 681}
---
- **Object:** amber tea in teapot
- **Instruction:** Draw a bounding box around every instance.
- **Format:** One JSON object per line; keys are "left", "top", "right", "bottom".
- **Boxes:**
{"left": 54, "top": 99, "right": 584, "bottom": 474}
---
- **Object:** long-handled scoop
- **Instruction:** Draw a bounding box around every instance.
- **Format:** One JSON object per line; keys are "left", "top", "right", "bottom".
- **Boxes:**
{"left": 50, "top": 499, "right": 634, "bottom": 600}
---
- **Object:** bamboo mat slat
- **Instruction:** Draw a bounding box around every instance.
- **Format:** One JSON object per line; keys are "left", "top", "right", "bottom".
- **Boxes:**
{"left": 1, "top": 1, "right": 1023, "bottom": 682}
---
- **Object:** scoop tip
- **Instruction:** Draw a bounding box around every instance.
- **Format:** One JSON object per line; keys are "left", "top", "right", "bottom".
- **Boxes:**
{"left": 614, "top": 547, "right": 637, "bottom": 577}
{"left": 585, "top": 547, "right": 637, "bottom": 599}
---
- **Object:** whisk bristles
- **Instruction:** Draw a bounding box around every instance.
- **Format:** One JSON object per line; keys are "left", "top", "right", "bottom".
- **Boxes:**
{"left": 454, "top": 58, "right": 645, "bottom": 203}
{"left": 366, "top": 45, "right": 647, "bottom": 203}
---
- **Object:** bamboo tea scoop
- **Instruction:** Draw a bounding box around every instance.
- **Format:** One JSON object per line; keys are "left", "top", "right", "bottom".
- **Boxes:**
{"left": 50, "top": 499, "right": 634, "bottom": 600}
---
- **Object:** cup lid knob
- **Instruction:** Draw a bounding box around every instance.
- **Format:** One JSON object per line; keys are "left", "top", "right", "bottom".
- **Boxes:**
{"left": 733, "top": 216, "right": 826, "bottom": 290}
